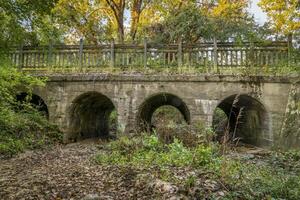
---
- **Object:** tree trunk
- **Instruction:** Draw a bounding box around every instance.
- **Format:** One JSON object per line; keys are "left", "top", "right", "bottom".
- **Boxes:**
{"left": 130, "top": 0, "right": 143, "bottom": 41}
{"left": 105, "top": 0, "right": 126, "bottom": 43}
{"left": 117, "top": 14, "right": 125, "bottom": 43}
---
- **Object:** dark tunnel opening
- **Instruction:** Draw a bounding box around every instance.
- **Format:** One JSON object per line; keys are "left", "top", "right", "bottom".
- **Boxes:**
{"left": 212, "top": 94, "right": 270, "bottom": 147}
{"left": 137, "top": 93, "right": 190, "bottom": 132}
{"left": 69, "top": 92, "right": 117, "bottom": 140}
{"left": 16, "top": 92, "right": 49, "bottom": 118}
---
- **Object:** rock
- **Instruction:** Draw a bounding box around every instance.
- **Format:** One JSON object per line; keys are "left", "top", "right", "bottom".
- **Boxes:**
{"left": 82, "top": 194, "right": 101, "bottom": 200}
{"left": 217, "top": 191, "right": 226, "bottom": 196}
{"left": 152, "top": 179, "right": 178, "bottom": 194}
{"left": 204, "top": 180, "right": 219, "bottom": 192}
{"left": 169, "top": 194, "right": 189, "bottom": 200}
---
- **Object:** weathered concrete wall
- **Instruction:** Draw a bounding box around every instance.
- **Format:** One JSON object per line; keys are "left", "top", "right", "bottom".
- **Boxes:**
{"left": 32, "top": 74, "right": 300, "bottom": 148}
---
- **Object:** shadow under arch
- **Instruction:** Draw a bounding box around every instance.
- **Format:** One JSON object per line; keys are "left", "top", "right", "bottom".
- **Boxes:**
{"left": 137, "top": 93, "right": 191, "bottom": 131}
{"left": 212, "top": 94, "right": 271, "bottom": 147}
{"left": 68, "top": 91, "right": 117, "bottom": 140}
{"left": 16, "top": 92, "right": 49, "bottom": 119}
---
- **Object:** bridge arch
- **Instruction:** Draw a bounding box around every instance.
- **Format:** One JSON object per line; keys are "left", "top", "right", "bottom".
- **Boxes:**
{"left": 212, "top": 94, "right": 271, "bottom": 146}
{"left": 16, "top": 92, "right": 49, "bottom": 118}
{"left": 137, "top": 93, "right": 190, "bottom": 131}
{"left": 68, "top": 91, "right": 117, "bottom": 140}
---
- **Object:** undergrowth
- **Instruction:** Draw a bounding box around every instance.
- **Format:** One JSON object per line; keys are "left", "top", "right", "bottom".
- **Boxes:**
{"left": 95, "top": 134, "right": 220, "bottom": 169}
{"left": 0, "top": 107, "right": 62, "bottom": 156}
{"left": 0, "top": 57, "right": 62, "bottom": 157}
{"left": 221, "top": 157, "right": 300, "bottom": 199}
{"left": 95, "top": 133, "right": 300, "bottom": 199}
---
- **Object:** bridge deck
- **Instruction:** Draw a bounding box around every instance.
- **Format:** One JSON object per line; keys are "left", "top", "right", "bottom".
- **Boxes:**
{"left": 43, "top": 74, "right": 299, "bottom": 83}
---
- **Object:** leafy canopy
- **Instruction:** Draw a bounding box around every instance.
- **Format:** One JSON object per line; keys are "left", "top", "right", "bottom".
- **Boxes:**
{"left": 259, "top": 0, "right": 300, "bottom": 36}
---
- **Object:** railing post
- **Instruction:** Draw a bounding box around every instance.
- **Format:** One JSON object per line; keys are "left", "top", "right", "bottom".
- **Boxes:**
{"left": 79, "top": 38, "right": 84, "bottom": 68}
{"left": 249, "top": 41, "right": 254, "bottom": 67}
{"left": 213, "top": 37, "right": 218, "bottom": 73}
{"left": 110, "top": 39, "right": 115, "bottom": 67}
{"left": 178, "top": 37, "right": 183, "bottom": 67}
{"left": 48, "top": 42, "right": 53, "bottom": 67}
{"left": 287, "top": 34, "right": 292, "bottom": 67}
{"left": 18, "top": 44, "right": 24, "bottom": 70}
{"left": 144, "top": 38, "right": 147, "bottom": 68}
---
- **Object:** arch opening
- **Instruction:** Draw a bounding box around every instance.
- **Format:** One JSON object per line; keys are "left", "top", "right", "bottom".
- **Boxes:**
{"left": 212, "top": 94, "right": 270, "bottom": 147}
{"left": 16, "top": 92, "right": 49, "bottom": 118}
{"left": 69, "top": 92, "right": 117, "bottom": 140}
{"left": 152, "top": 105, "right": 187, "bottom": 128}
{"left": 137, "top": 93, "right": 190, "bottom": 132}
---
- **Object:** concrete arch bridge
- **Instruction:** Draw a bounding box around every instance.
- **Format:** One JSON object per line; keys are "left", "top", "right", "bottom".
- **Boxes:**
{"left": 27, "top": 74, "right": 300, "bottom": 149}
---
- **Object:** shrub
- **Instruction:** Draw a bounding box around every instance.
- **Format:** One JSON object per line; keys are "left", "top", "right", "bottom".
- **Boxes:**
{"left": 95, "top": 134, "right": 220, "bottom": 170}
{"left": 95, "top": 134, "right": 300, "bottom": 199}
{"left": 220, "top": 159, "right": 300, "bottom": 199}
{"left": 0, "top": 58, "right": 62, "bottom": 157}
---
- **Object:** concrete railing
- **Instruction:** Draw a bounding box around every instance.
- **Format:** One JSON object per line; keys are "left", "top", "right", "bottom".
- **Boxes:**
{"left": 6, "top": 40, "right": 299, "bottom": 70}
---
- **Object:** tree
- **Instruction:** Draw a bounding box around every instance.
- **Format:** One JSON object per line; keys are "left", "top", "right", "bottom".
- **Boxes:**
{"left": 128, "top": 0, "right": 152, "bottom": 41}
{"left": 53, "top": 0, "right": 124, "bottom": 43}
{"left": 101, "top": 0, "right": 156, "bottom": 42}
{"left": 144, "top": 0, "right": 255, "bottom": 43}
{"left": 53, "top": 0, "right": 112, "bottom": 44}
{"left": 207, "top": 0, "right": 251, "bottom": 41}
{"left": 53, "top": 0, "right": 154, "bottom": 43}
{"left": 0, "top": 0, "right": 263, "bottom": 45}
{"left": 0, "top": 0, "right": 61, "bottom": 46}
{"left": 258, "top": 0, "right": 300, "bottom": 40}
{"left": 144, "top": 6, "right": 211, "bottom": 43}
{"left": 104, "top": 0, "right": 126, "bottom": 42}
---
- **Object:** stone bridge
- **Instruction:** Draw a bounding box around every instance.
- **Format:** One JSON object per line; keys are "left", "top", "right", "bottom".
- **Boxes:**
{"left": 28, "top": 74, "right": 300, "bottom": 149}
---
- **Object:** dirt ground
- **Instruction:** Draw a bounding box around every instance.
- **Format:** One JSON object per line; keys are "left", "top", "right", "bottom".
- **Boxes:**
{"left": 0, "top": 139, "right": 275, "bottom": 200}
{"left": 0, "top": 140, "right": 168, "bottom": 200}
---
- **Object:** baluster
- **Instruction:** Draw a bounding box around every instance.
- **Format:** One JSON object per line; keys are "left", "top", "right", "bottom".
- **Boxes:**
{"left": 79, "top": 38, "right": 84, "bottom": 68}
{"left": 18, "top": 44, "right": 24, "bottom": 69}
{"left": 33, "top": 50, "right": 36, "bottom": 68}
{"left": 110, "top": 39, "right": 115, "bottom": 67}
{"left": 178, "top": 38, "right": 183, "bottom": 67}
{"left": 48, "top": 43, "right": 53, "bottom": 67}
{"left": 213, "top": 38, "right": 218, "bottom": 71}
{"left": 144, "top": 38, "right": 147, "bottom": 68}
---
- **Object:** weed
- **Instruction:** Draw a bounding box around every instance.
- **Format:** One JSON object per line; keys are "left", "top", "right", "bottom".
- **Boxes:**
{"left": 184, "top": 175, "right": 196, "bottom": 188}
{"left": 95, "top": 134, "right": 220, "bottom": 170}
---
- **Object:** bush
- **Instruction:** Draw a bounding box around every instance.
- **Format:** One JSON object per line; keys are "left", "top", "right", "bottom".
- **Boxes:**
{"left": 220, "top": 159, "right": 300, "bottom": 199}
{"left": 95, "top": 133, "right": 300, "bottom": 199}
{"left": 0, "top": 58, "right": 62, "bottom": 157}
{"left": 95, "top": 134, "right": 220, "bottom": 170}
